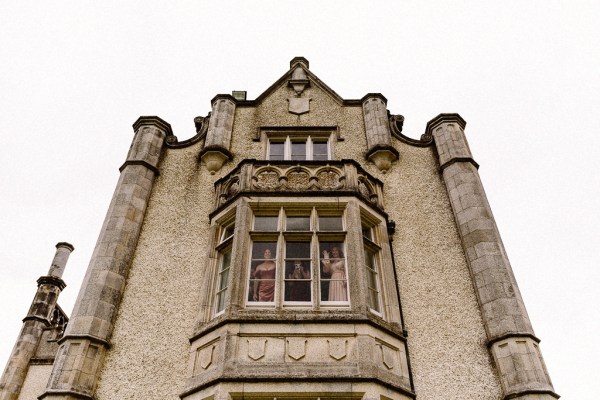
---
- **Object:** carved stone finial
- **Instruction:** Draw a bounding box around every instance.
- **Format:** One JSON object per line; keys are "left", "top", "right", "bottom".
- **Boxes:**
{"left": 290, "top": 56, "right": 309, "bottom": 69}
{"left": 288, "top": 66, "right": 310, "bottom": 96}
{"left": 287, "top": 65, "right": 311, "bottom": 114}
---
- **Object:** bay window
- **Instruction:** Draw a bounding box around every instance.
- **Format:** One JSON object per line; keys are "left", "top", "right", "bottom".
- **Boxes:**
{"left": 247, "top": 207, "right": 348, "bottom": 308}
{"left": 207, "top": 198, "right": 397, "bottom": 325}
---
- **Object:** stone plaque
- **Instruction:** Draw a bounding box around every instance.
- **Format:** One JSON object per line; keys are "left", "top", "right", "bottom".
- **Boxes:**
{"left": 328, "top": 339, "right": 347, "bottom": 360}
{"left": 287, "top": 338, "right": 307, "bottom": 360}
{"left": 198, "top": 345, "right": 214, "bottom": 370}
{"left": 247, "top": 338, "right": 267, "bottom": 361}
{"left": 380, "top": 344, "right": 396, "bottom": 370}
{"left": 288, "top": 98, "right": 310, "bottom": 115}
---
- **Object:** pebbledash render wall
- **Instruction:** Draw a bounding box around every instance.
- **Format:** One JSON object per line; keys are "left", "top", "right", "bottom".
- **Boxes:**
{"left": 94, "top": 64, "right": 500, "bottom": 398}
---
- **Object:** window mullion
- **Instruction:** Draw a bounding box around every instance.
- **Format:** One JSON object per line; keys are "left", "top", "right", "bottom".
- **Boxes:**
{"left": 276, "top": 232, "right": 284, "bottom": 307}
{"left": 284, "top": 136, "right": 291, "bottom": 160}
{"left": 310, "top": 232, "right": 318, "bottom": 308}
{"left": 276, "top": 208, "right": 284, "bottom": 307}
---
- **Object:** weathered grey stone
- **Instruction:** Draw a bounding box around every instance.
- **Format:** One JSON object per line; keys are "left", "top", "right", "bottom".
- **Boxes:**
{"left": 427, "top": 114, "right": 557, "bottom": 399}
{"left": 361, "top": 94, "right": 399, "bottom": 172}
{"left": 40, "top": 117, "right": 171, "bottom": 399}
{"left": 201, "top": 95, "right": 236, "bottom": 174}
{"left": 0, "top": 243, "right": 73, "bottom": 400}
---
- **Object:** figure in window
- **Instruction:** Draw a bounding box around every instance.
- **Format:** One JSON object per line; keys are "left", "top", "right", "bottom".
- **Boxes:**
{"left": 253, "top": 248, "right": 276, "bottom": 302}
{"left": 321, "top": 246, "right": 347, "bottom": 301}
{"left": 286, "top": 260, "right": 311, "bottom": 301}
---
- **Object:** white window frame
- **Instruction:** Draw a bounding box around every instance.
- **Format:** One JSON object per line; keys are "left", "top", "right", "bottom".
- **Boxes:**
{"left": 246, "top": 206, "right": 349, "bottom": 309}
{"left": 267, "top": 135, "right": 331, "bottom": 161}
{"left": 213, "top": 219, "right": 235, "bottom": 316}
{"left": 361, "top": 213, "right": 384, "bottom": 317}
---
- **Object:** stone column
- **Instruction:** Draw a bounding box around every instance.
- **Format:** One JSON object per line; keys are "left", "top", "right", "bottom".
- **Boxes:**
{"left": 361, "top": 94, "right": 399, "bottom": 173}
{"left": 426, "top": 114, "right": 558, "bottom": 399}
{"left": 0, "top": 242, "right": 74, "bottom": 400}
{"left": 40, "top": 117, "right": 172, "bottom": 400}
{"left": 199, "top": 94, "right": 236, "bottom": 174}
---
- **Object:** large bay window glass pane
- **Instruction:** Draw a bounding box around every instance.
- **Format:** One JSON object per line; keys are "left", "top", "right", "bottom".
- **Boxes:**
{"left": 318, "top": 216, "right": 343, "bottom": 231}
{"left": 319, "top": 241, "right": 348, "bottom": 302}
{"left": 215, "top": 248, "right": 231, "bottom": 313}
{"left": 284, "top": 242, "right": 311, "bottom": 302}
{"left": 364, "top": 248, "right": 381, "bottom": 312}
{"left": 362, "top": 223, "right": 382, "bottom": 314}
{"left": 254, "top": 216, "right": 278, "bottom": 231}
{"left": 246, "top": 208, "right": 347, "bottom": 308}
{"left": 214, "top": 220, "right": 235, "bottom": 315}
{"left": 286, "top": 216, "right": 310, "bottom": 231}
{"left": 248, "top": 242, "right": 277, "bottom": 303}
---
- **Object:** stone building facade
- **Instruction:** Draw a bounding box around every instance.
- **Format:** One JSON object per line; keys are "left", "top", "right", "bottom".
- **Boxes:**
{"left": 0, "top": 58, "right": 558, "bottom": 400}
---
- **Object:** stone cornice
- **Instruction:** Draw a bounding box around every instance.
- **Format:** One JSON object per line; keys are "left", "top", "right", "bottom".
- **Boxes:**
{"left": 361, "top": 93, "right": 388, "bottom": 105}
{"left": 55, "top": 242, "right": 74, "bottom": 252}
{"left": 37, "top": 275, "right": 66, "bottom": 290}
{"left": 210, "top": 93, "right": 237, "bottom": 105}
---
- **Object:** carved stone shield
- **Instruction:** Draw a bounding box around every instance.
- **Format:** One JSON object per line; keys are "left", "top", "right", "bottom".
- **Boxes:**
{"left": 380, "top": 344, "right": 396, "bottom": 370}
{"left": 247, "top": 338, "right": 267, "bottom": 361}
{"left": 328, "top": 339, "right": 347, "bottom": 360}
{"left": 197, "top": 345, "right": 214, "bottom": 370}
{"left": 287, "top": 338, "right": 306, "bottom": 360}
{"left": 288, "top": 98, "right": 310, "bottom": 115}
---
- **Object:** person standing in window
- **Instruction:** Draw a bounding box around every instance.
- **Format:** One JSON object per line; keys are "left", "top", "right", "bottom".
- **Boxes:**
{"left": 253, "top": 248, "right": 276, "bottom": 302}
{"left": 321, "top": 246, "right": 347, "bottom": 301}
{"left": 287, "top": 260, "right": 311, "bottom": 301}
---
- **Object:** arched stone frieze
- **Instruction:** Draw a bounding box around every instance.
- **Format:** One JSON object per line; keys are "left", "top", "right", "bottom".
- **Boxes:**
{"left": 212, "top": 160, "right": 385, "bottom": 215}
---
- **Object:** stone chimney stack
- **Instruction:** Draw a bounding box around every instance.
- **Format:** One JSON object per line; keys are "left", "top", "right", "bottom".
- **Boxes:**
{"left": 47, "top": 242, "right": 73, "bottom": 278}
{"left": 0, "top": 242, "right": 74, "bottom": 400}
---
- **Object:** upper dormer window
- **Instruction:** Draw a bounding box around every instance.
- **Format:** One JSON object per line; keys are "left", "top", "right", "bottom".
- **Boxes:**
{"left": 268, "top": 136, "right": 330, "bottom": 161}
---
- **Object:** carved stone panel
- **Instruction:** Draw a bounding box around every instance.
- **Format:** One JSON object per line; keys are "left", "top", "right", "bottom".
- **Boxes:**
{"left": 328, "top": 339, "right": 348, "bottom": 361}
{"left": 213, "top": 160, "right": 384, "bottom": 213}
{"left": 247, "top": 338, "right": 267, "bottom": 361}
{"left": 196, "top": 345, "right": 215, "bottom": 371}
{"left": 286, "top": 338, "right": 307, "bottom": 360}
{"left": 288, "top": 98, "right": 310, "bottom": 115}
{"left": 379, "top": 343, "right": 397, "bottom": 370}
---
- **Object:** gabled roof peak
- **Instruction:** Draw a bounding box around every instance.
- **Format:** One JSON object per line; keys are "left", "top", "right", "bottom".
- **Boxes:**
{"left": 290, "top": 57, "right": 309, "bottom": 69}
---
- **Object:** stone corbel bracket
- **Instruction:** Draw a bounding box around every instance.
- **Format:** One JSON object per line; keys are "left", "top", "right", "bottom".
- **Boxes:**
{"left": 198, "top": 145, "right": 234, "bottom": 176}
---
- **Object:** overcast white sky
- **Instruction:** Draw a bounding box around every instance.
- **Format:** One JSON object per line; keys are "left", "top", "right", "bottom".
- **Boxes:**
{"left": 1, "top": 1, "right": 598, "bottom": 398}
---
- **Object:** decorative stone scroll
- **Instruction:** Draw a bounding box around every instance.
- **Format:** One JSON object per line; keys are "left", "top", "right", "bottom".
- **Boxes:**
{"left": 213, "top": 160, "right": 385, "bottom": 213}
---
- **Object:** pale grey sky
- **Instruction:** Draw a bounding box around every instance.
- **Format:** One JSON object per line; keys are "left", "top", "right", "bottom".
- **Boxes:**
{"left": 1, "top": 1, "right": 598, "bottom": 398}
